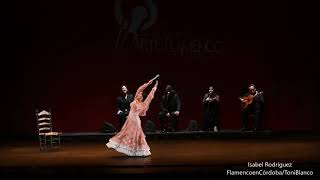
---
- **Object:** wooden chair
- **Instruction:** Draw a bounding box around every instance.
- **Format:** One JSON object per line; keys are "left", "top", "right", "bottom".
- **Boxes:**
{"left": 36, "top": 109, "right": 61, "bottom": 151}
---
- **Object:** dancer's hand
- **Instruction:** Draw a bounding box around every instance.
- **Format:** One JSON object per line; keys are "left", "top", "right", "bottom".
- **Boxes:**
{"left": 117, "top": 110, "right": 123, "bottom": 115}
{"left": 154, "top": 80, "right": 158, "bottom": 88}
{"left": 148, "top": 80, "right": 153, "bottom": 85}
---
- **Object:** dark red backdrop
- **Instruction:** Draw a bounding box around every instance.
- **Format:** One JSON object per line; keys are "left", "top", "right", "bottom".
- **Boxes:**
{"left": 3, "top": 0, "right": 319, "bottom": 136}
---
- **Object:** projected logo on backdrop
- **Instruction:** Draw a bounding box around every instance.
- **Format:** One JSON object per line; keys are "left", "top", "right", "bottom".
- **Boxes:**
{"left": 114, "top": 0, "right": 224, "bottom": 56}
{"left": 114, "top": 0, "right": 158, "bottom": 48}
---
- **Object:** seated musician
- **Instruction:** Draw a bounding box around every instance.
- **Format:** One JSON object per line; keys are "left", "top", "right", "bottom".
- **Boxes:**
{"left": 116, "top": 85, "right": 134, "bottom": 129}
{"left": 239, "top": 84, "right": 264, "bottom": 132}
{"left": 159, "top": 85, "right": 181, "bottom": 132}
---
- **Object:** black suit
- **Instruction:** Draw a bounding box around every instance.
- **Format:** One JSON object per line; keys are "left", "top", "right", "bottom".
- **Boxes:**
{"left": 159, "top": 92, "right": 181, "bottom": 131}
{"left": 241, "top": 92, "right": 264, "bottom": 130}
{"left": 116, "top": 93, "right": 134, "bottom": 128}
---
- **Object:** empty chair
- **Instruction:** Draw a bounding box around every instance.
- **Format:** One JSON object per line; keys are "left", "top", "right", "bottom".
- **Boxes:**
{"left": 36, "top": 109, "right": 61, "bottom": 151}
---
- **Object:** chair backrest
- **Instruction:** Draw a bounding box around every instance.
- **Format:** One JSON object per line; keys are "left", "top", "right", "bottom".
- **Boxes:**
{"left": 36, "top": 109, "right": 53, "bottom": 134}
{"left": 102, "top": 121, "right": 116, "bottom": 133}
{"left": 143, "top": 120, "right": 156, "bottom": 132}
{"left": 187, "top": 120, "right": 199, "bottom": 131}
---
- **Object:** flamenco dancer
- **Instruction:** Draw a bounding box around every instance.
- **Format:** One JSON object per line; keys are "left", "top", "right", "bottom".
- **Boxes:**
{"left": 106, "top": 75, "right": 159, "bottom": 156}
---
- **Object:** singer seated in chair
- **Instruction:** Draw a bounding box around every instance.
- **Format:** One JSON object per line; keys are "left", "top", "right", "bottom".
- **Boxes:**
{"left": 116, "top": 85, "right": 134, "bottom": 129}
{"left": 239, "top": 84, "right": 264, "bottom": 132}
{"left": 159, "top": 85, "right": 181, "bottom": 132}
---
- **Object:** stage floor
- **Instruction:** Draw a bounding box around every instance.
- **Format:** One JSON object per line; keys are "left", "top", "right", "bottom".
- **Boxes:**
{"left": 1, "top": 135, "right": 320, "bottom": 177}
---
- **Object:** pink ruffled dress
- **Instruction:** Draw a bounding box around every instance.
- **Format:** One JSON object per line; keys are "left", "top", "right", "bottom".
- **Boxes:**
{"left": 106, "top": 83, "right": 156, "bottom": 156}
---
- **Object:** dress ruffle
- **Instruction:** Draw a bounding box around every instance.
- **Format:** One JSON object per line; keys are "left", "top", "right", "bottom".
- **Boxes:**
{"left": 106, "top": 140, "right": 151, "bottom": 157}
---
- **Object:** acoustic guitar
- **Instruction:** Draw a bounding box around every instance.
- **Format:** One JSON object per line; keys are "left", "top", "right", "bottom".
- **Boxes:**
{"left": 240, "top": 91, "right": 263, "bottom": 110}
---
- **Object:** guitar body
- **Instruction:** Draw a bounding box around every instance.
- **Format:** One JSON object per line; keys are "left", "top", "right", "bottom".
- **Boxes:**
{"left": 240, "top": 91, "right": 263, "bottom": 111}
{"left": 241, "top": 95, "right": 254, "bottom": 110}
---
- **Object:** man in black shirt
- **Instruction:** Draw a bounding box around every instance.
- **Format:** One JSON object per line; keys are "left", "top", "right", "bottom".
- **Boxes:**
{"left": 116, "top": 85, "right": 134, "bottom": 129}
{"left": 159, "top": 85, "right": 181, "bottom": 132}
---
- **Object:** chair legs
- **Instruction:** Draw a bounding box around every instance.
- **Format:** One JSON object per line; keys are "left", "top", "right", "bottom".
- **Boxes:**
{"left": 50, "top": 136, "right": 53, "bottom": 149}
{"left": 58, "top": 135, "right": 61, "bottom": 151}
{"left": 39, "top": 136, "right": 46, "bottom": 152}
{"left": 39, "top": 135, "right": 61, "bottom": 152}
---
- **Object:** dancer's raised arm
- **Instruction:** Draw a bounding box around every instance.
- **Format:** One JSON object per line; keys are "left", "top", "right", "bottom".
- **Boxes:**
{"left": 139, "top": 81, "right": 158, "bottom": 116}
{"left": 144, "top": 80, "right": 158, "bottom": 106}
{"left": 134, "top": 80, "right": 153, "bottom": 100}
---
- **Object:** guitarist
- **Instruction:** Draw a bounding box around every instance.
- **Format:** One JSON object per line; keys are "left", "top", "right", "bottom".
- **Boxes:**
{"left": 239, "top": 84, "right": 264, "bottom": 132}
